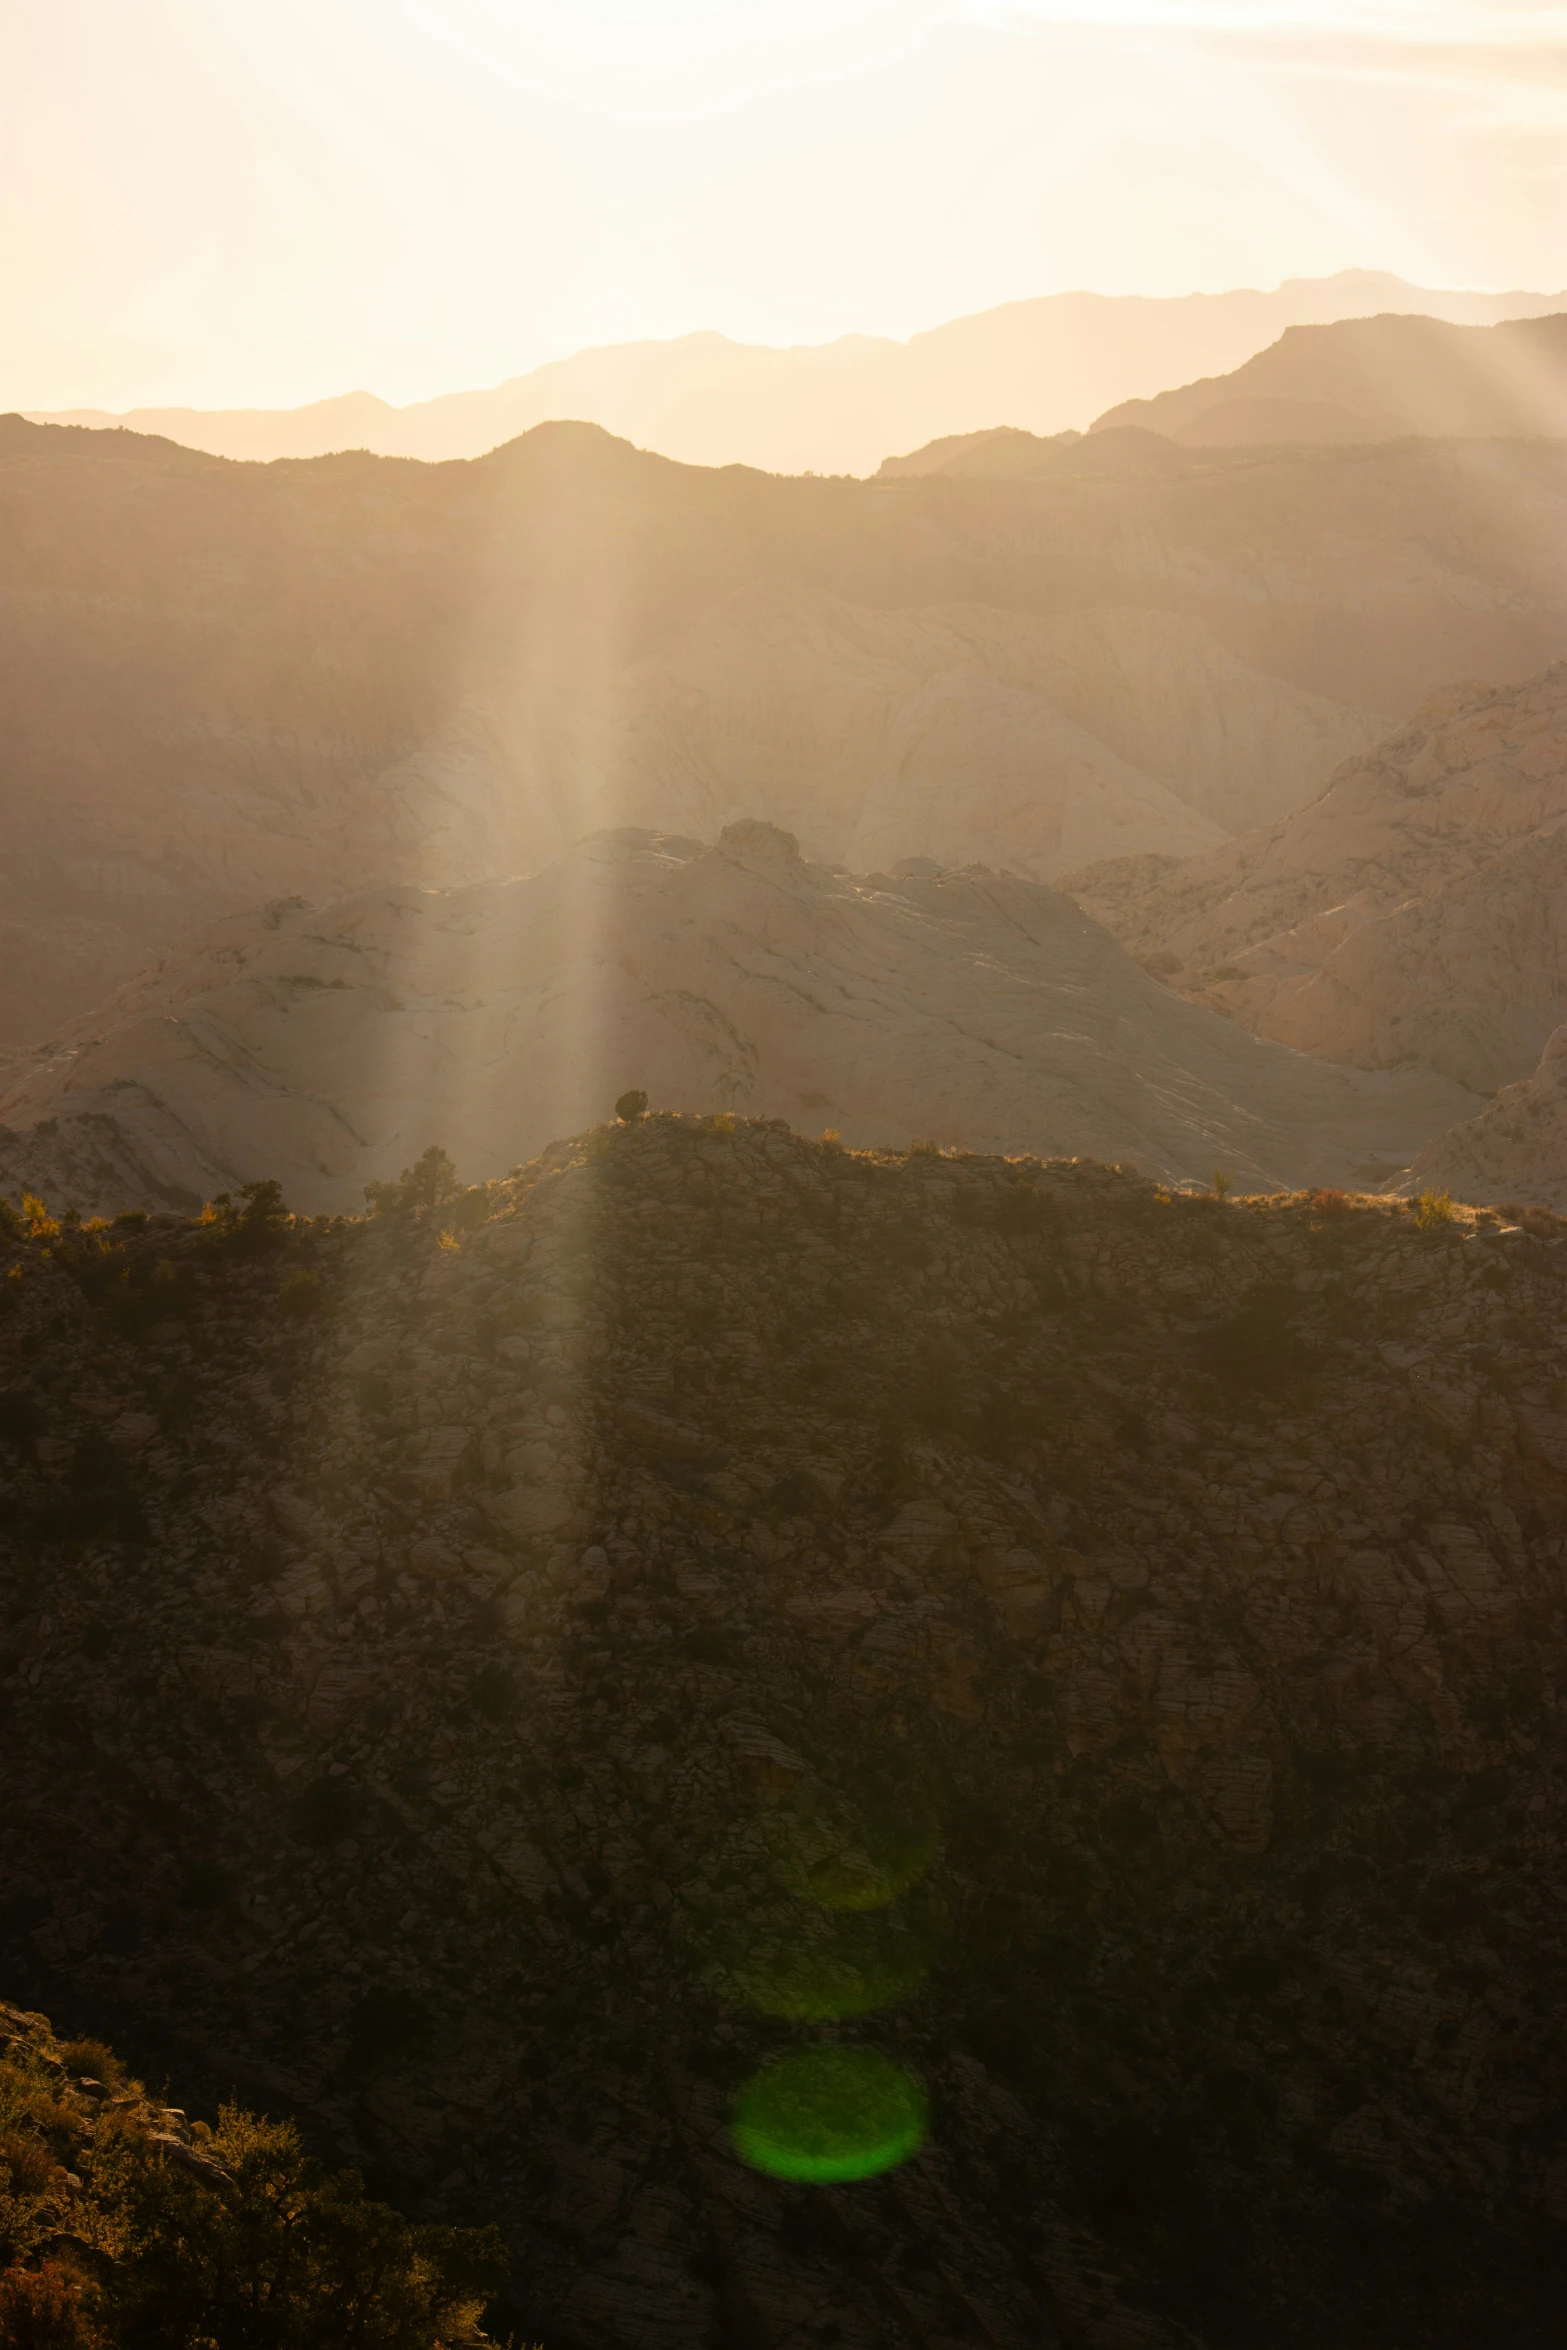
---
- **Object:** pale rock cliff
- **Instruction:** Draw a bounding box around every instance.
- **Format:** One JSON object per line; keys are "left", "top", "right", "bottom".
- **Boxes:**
{"left": 1064, "top": 664, "right": 1567, "bottom": 1096}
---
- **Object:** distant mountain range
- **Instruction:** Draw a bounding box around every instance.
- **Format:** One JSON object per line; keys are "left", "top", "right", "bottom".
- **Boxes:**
{"left": 1094, "top": 313, "right": 1567, "bottom": 448}
{"left": 23, "top": 272, "right": 1566, "bottom": 476}
{"left": 3, "top": 411, "right": 1565, "bottom": 1057}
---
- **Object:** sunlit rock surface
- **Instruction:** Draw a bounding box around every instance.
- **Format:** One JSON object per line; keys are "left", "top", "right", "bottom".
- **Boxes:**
{"left": 1065, "top": 663, "right": 1567, "bottom": 1097}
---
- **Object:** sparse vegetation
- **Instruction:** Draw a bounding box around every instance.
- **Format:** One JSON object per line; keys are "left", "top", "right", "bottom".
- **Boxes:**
{"left": 1211, "top": 1166, "right": 1232, "bottom": 1199}
{"left": 0, "top": 2008, "right": 507, "bottom": 2348}
{"left": 614, "top": 1090, "right": 648, "bottom": 1123}
{"left": 201, "top": 1180, "right": 291, "bottom": 1254}
{"left": 364, "top": 1148, "right": 459, "bottom": 1219}
{"left": 1413, "top": 1186, "right": 1455, "bottom": 1230}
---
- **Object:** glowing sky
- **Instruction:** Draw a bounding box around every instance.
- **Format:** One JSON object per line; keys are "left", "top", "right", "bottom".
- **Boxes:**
{"left": 4, "top": 0, "right": 1563, "bottom": 407}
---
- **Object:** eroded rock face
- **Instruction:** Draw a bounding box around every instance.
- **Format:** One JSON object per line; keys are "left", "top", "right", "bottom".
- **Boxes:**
{"left": 1412, "top": 1022, "right": 1567, "bottom": 1211}
{"left": 0, "top": 827, "right": 1479, "bottom": 1214}
{"left": 2, "top": 1121, "right": 1566, "bottom": 2347}
{"left": 1064, "top": 663, "right": 1567, "bottom": 1097}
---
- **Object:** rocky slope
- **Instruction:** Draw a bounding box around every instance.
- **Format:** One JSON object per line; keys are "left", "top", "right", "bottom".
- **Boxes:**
{"left": 3, "top": 1120, "right": 1567, "bottom": 2349}
{"left": 1409, "top": 1023, "right": 1567, "bottom": 1213}
{"left": 1093, "top": 313, "right": 1567, "bottom": 448}
{"left": 1063, "top": 665, "right": 1567, "bottom": 1098}
{"left": 588, "top": 591, "right": 1382, "bottom": 849}
{"left": 0, "top": 824, "right": 1478, "bottom": 1216}
{"left": 29, "top": 272, "right": 1565, "bottom": 474}
{"left": 4, "top": 413, "right": 1564, "bottom": 1042}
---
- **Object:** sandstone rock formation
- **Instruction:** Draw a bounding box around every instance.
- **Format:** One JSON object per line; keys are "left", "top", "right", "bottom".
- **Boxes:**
{"left": 1064, "top": 664, "right": 1567, "bottom": 1098}
{"left": 29, "top": 271, "right": 1565, "bottom": 474}
{"left": 1093, "top": 312, "right": 1567, "bottom": 447}
{"left": 5, "top": 414, "right": 1564, "bottom": 1044}
{"left": 3, "top": 1121, "right": 1566, "bottom": 2346}
{"left": 0, "top": 825, "right": 1478, "bottom": 1216}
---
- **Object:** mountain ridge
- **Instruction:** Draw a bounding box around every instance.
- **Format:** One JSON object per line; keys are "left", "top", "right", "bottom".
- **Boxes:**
{"left": 4, "top": 413, "right": 1563, "bottom": 1047}
{"left": 26, "top": 271, "right": 1567, "bottom": 475}
{"left": 1092, "top": 313, "right": 1567, "bottom": 447}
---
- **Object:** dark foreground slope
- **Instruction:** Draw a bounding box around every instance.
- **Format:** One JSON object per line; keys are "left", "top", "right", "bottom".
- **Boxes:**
{"left": 3, "top": 1122, "right": 1567, "bottom": 2349}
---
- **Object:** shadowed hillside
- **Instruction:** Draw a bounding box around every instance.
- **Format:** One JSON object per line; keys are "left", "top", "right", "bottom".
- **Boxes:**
{"left": 2, "top": 1119, "right": 1566, "bottom": 2346}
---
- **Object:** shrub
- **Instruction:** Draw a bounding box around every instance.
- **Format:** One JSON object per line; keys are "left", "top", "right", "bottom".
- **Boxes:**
{"left": 363, "top": 1148, "right": 458, "bottom": 1219}
{"left": 614, "top": 1090, "right": 648, "bottom": 1123}
{"left": 95, "top": 2103, "right": 504, "bottom": 2347}
{"left": 1211, "top": 1167, "right": 1232, "bottom": 1200}
{"left": 54, "top": 2039, "right": 125, "bottom": 2092}
{"left": 17, "top": 1194, "right": 60, "bottom": 1243}
{"left": 202, "top": 1181, "right": 290, "bottom": 1254}
{"left": 1412, "top": 1188, "right": 1454, "bottom": 1231}
{"left": 0, "top": 2259, "right": 105, "bottom": 2348}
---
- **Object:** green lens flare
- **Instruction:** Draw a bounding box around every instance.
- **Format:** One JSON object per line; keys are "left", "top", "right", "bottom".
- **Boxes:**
{"left": 766, "top": 1805, "right": 939, "bottom": 1914}
{"left": 694, "top": 1879, "right": 945, "bottom": 2021}
{"left": 731, "top": 2046, "right": 928, "bottom": 2184}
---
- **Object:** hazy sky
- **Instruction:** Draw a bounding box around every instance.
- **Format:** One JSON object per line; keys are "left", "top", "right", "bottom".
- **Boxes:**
{"left": 4, "top": 0, "right": 1564, "bottom": 409}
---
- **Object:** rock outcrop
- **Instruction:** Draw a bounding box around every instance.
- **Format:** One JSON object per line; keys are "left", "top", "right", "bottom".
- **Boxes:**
{"left": 1064, "top": 664, "right": 1567, "bottom": 1096}
{"left": 3, "top": 1120, "right": 1567, "bottom": 2347}
{"left": 0, "top": 826, "right": 1479, "bottom": 1215}
{"left": 4, "top": 415, "right": 1564, "bottom": 1042}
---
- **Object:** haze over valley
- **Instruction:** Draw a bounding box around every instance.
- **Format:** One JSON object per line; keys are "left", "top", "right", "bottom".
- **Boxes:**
{"left": 6, "top": 5, "right": 1567, "bottom": 2345}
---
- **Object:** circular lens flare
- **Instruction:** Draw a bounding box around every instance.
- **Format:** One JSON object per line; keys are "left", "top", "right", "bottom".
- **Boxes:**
{"left": 731, "top": 2045, "right": 928, "bottom": 2184}
{"left": 767, "top": 1803, "right": 939, "bottom": 1914}
{"left": 690, "top": 1873, "right": 946, "bottom": 2020}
